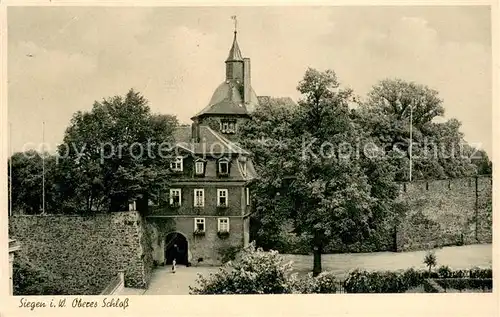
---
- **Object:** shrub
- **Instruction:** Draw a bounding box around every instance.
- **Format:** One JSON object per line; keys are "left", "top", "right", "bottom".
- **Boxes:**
{"left": 435, "top": 278, "right": 492, "bottom": 292}
{"left": 193, "top": 243, "right": 341, "bottom": 294}
{"left": 437, "top": 265, "right": 452, "bottom": 278}
{"left": 450, "top": 269, "right": 467, "bottom": 278}
{"left": 400, "top": 268, "right": 425, "bottom": 288}
{"left": 469, "top": 267, "right": 492, "bottom": 279}
{"left": 313, "top": 272, "right": 338, "bottom": 293}
{"left": 344, "top": 270, "right": 406, "bottom": 293}
{"left": 190, "top": 242, "right": 296, "bottom": 294}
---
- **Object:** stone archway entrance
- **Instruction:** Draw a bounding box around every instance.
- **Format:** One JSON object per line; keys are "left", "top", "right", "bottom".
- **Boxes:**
{"left": 164, "top": 232, "right": 189, "bottom": 266}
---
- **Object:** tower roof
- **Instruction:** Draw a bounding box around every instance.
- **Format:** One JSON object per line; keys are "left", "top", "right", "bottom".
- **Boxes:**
{"left": 226, "top": 32, "right": 243, "bottom": 62}
{"left": 191, "top": 28, "right": 258, "bottom": 120}
{"left": 191, "top": 80, "right": 258, "bottom": 119}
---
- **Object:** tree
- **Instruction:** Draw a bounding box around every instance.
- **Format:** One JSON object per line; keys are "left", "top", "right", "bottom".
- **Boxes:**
{"left": 291, "top": 69, "right": 383, "bottom": 276}
{"left": 240, "top": 69, "right": 400, "bottom": 276}
{"left": 8, "top": 150, "right": 59, "bottom": 214}
{"left": 238, "top": 96, "right": 301, "bottom": 251}
{"left": 423, "top": 251, "right": 437, "bottom": 275}
{"left": 357, "top": 78, "right": 476, "bottom": 180}
{"left": 471, "top": 149, "right": 492, "bottom": 175}
{"left": 57, "top": 89, "right": 178, "bottom": 213}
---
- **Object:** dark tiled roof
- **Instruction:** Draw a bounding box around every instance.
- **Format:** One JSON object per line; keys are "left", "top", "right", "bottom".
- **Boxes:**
{"left": 173, "top": 125, "right": 250, "bottom": 155}
{"left": 191, "top": 80, "right": 259, "bottom": 118}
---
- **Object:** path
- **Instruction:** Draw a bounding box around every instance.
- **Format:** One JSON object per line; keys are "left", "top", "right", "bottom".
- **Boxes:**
{"left": 120, "top": 266, "right": 220, "bottom": 295}
{"left": 120, "top": 244, "right": 492, "bottom": 295}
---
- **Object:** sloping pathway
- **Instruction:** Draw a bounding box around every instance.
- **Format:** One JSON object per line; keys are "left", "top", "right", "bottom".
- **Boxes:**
{"left": 120, "top": 266, "right": 220, "bottom": 295}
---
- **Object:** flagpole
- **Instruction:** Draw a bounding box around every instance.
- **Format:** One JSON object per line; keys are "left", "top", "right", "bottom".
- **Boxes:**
{"left": 409, "top": 102, "right": 413, "bottom": 182}
{"left": 9, "top": 122, "right": 12, "bottom": 216}
{"left": 42, "top": 121, "right": 45, "bottom": 214}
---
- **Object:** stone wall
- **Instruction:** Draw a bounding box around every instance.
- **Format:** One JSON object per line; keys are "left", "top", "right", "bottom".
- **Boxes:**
{"left": 9, "top": 211, "right": 151, "bottom": 295}
{"left": 396, "top": 176, "right": 492, "bottom": 251}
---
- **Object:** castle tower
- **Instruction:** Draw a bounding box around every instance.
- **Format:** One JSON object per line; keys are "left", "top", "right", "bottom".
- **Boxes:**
{"left": 191, "top": 28, "right": 259, "bottom": 140}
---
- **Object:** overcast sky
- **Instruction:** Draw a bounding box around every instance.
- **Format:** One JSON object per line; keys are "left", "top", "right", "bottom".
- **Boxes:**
{"left": 8, "top": 6, "right": 492, "bottom": 155}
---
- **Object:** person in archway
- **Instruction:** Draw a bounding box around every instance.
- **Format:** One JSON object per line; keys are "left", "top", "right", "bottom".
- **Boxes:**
{"left": 172, "top": 257, "right": 176, "bottom": 273}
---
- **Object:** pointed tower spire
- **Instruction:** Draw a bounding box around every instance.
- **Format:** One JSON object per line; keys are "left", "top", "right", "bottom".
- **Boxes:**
{"left": 226, "top": 31, "right": 243, "bottom": 61}
{"left": 225, "top": 16, "right": 244, "bottom": 80}
{"left": 226, "top": 16, "right": 243, "bottom": 62}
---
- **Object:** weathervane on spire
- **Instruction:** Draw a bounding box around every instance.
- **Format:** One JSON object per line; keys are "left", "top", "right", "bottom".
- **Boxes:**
{"left": 231, "top": 15, "right": 238, "bottom": 33}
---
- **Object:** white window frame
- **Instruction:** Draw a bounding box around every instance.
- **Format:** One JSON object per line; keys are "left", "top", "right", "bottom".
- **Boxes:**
{"left": 194, "top": 189, "right": 205, "bottom": 207}
{"left": 195, "top": 161, "right": 204, "bottom": 175}
{"left": 194, "top": 217, "right": 206, "bottom": 232}
{"left": 171, "top": 156, "right": 183, "bottom": 171}
{"left": 217, "top": 189, "right": 228, "bottom": 207}
{"left": 217, "top": 217, "right": 230, "bottom": 232}
{"left": 246, "top": 188, "right": 250, "bottom": 206}
{"left": 169, "top": 189, "right": 182, "bottom": 206}
{"left": 219, "top": 160, "right": 229, "bottom": 175}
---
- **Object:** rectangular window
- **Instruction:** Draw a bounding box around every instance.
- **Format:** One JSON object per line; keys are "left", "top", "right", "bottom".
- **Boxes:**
{"left": 195, "top": 161, "right": 204, "bottom": 175}
{"left": 194, "top": 218, "right": 206, "bottom": 232}
{"left": 217, "top": 189, "right": 228, "bottom": 206}
{"left": 194, "top": 189, "right": 205, "bottom": 207}
{"left": 219, "top": 161, "right": 229, "bottom": 175}
{"left": 218, "top": 218, "right": 230, "bottom": 232}
{"left": 170, "top": 189, "right": 182, "bottom": 206}
{"left": 170, "top": 156, "right": 183, "bottom": 171}
{"left": 246, "top": 188, "right": 250, "bottom": 206}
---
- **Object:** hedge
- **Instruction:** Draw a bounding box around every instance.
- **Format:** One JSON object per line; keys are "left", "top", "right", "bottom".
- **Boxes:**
{"left": 435, "top": 278, "right": 493, "bottom": 292}
{"left": 343, "top": 267, "right": 493, "bottom": 293}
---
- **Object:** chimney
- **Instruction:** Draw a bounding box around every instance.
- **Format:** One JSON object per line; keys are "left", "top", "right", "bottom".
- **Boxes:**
{"left": 191, "top": 121, "right": 200, "bottom": 143}
{"left": 243, "top": 58, "right": 251, "bottom": 104}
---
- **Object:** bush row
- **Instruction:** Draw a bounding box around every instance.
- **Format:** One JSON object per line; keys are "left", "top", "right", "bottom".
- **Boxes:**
{"left": 343, "top": 266, "right": 493, "bottom": 293}
{"left": 435, "top": 278, "right": 493, "bottom": 292}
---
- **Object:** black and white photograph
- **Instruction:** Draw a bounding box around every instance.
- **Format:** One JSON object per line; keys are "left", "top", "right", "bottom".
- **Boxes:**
{"left": 5, "top": 4, "right": 494, "bottom": 301}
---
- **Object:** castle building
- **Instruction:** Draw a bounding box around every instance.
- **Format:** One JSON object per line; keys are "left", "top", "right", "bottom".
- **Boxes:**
{"left": 146, "top": 30, "right": 258, "bottom": 266}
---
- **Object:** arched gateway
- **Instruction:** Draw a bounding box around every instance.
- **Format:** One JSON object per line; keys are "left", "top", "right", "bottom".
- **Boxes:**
{"left": 164, "top": 232, "right": 189, "bottom": 266}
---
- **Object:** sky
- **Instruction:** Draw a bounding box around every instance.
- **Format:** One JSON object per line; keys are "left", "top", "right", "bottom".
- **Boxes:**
{"left": 7, "top": 6, "right": 492, "bottom": 155}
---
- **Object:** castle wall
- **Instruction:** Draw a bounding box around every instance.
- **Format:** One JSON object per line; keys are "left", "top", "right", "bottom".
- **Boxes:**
{"left": 396, "top": 176, "right": 492, "bottom": 251}
{"left": 9, "top": 211, "right": 152, "bottom": 295}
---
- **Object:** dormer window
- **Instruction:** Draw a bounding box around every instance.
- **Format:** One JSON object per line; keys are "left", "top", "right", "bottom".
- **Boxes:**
{"left": 194, "top": 158, "right": 205, "bottom": 176}
{"left": 220, "top": 120, "right": 236, "bottom": 134}
{"left": 195, "top": 161, "right": 204, "bottom": 175}
{"left": 171, "top": 156, "right": 183, "bottom": 172}
{"left": 218, "top": 158, "right": 230, "bottom": 176}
